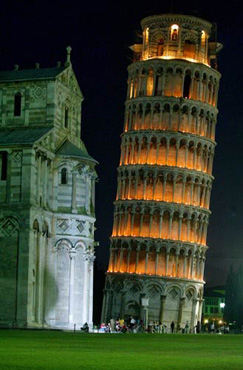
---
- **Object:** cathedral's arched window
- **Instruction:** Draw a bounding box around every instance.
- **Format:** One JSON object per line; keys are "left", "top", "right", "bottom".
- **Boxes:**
{"left": 170, "top": 24, "right": 179, "bottom": 41}
{"left": 14, "top": 93, "right": 21, "bottom": 116}
{"left": 183, "top": 71, "right": 191, "bottom": 99}
{"left": 64, "top": 107, "right": 69, "bottom": 128}
{"left": 61, "top": 168, "right": 67, "bottom": 184}
{"left": 0, "top": 151, "right": 7, "bottom": 180}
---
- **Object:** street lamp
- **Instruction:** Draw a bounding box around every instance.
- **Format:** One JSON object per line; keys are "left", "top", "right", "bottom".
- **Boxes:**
{"left": 141, "top": 298, "right": 149, "bottom": 331}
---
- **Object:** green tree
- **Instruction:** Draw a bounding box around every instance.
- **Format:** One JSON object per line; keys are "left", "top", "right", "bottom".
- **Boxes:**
{"left": 224, "top": 265, "right": 243, "bottom": 329}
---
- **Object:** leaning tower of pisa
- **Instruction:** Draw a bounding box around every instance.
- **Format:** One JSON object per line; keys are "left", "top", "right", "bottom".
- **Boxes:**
{"left": 102, "top": 14, "right": 222, "bottom": 331}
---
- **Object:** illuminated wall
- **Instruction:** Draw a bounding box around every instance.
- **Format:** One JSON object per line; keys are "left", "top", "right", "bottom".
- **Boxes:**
{"left": 103, "top": 13, "right": 221, "bottom": 329}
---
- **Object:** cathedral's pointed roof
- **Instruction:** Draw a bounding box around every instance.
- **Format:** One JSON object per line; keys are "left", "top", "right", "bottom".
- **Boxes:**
{"left": 0, "top": 127, "right": 52, "bottom": 145}
{"left": 0, "top": 66, "right": 67, "bottom": 82}
{"left": 56, "top": 140, "right": 97, "bottom": 163}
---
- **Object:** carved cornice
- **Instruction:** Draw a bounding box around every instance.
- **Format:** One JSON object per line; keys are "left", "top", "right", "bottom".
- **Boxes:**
{"left": 140, "top": 14, "right": 212, "bottom": 33}
{"left": 128, "top": 58, "right": 221, "bottom": 79}
{"left": 113, "top": 199, "right": 211, "bottom": 216}
{"left": 117, "top": 163, "right": 214, "bottom": 181}
{"left": 121, "top": 129, "right": 216, "bottom": 147}
{"left": 111, "top": 235, "right": 209, "bottom": 250}
{"left": 125, "top": 96, "right": 219, "bottom": 116}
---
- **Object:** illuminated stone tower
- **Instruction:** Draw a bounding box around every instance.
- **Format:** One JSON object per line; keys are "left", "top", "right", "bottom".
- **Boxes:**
{"left": 102, "top": 14, "right": 222, "bottom": 330}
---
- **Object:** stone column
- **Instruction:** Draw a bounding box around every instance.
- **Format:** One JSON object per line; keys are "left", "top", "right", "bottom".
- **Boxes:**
{"left": 88, "top": 256, "right": 95, "bottom": 326}
{"left": 165, "top": 252, "right": 169, "bottom": 275}
{"left": 152, "top": 173, "right": 157, "bottom": 199}
{"left": 159, "top": 295, "right": 167, "bottom": 324}
{"left": 145, "top": 247, "right": 149, "bottom": 274}
{"left": 201, "top": 257, "right": 205, "bottom": 280}
{"left": 155, "top": 251, "right": 159, "bottom": 274}
{"left": 52, "top": 167, "right": 59, "bottom": 211}
{"left": 36, "top": 154, "right": 41, "bottom": 204}
{"left": 178, "top": 216, "right": 183, "bottom": 239}
{"left": 101, "top": 290, "right": 107, "bottom": 323}
{"left": 169, "top": 213, "right": 173, "bottom": 239}
{"left": 159, "top": 213, "right": 163, "bottom": 238}
{"left": 190, "top": 298, "right": 199, "bottom": 332}
{"left": 107, "top": 290, "right": 113, "bottom": 323}
{"left": 126, "top": 248, "right": 131, "bottom": 272}
{"left": 177, "top": 297, "right": 185, "bottom": 330}
{"left": 36, "top": 231, "right": 43, "bottom": 324}
{"left": 149, "top": 212, "right": 153, "bottom": 237}
{"left": 139, "top": 211, "right": 144, "bottom": 236}
{"left": 82, "top": 254, "right": 89, "bottom": 323}
{"left": 43, "top": 158, "right": 47, "bottom": 208}
{"left": 166, "top": 141, "right": 169, "bottom": 165}
{"left": 184, "top": 253, "right": 188, "bottom": 278}
{"left": 71, "top": 172, "right": 77, "bottom": 213}
{"left": 198, "top": 298, "right": 204, "bottom": 322}
{"left": 175, "top": 252, "right": 179, "bottom": 277}
{"left": 119, "top": 248, "right": 124, "bottom": 271}
{"left": 191, "top": 253, "right": 195, "bottom": 279}
{"left": 68, "top": 249, "right": 76, "bottom": 325}
{"left": 182, "top": 177, "right": 186, "bottom": 203}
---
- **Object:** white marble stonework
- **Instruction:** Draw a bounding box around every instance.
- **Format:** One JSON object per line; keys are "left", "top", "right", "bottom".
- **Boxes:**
{"left": 0, "top": 48, "right": 98, "bottom": 329}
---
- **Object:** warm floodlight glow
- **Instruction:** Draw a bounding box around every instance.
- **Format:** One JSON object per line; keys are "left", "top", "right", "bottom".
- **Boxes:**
{"left": 104, "top": 12, "right": 221, "bottom": 327}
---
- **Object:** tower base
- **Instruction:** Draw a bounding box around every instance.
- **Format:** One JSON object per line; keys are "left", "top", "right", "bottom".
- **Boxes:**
{"left": 102, "top": 273, "right": 204, "bottom": 332}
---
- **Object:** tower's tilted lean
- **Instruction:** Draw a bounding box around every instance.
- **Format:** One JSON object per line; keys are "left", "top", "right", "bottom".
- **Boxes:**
{"left": 102, "top": 14, "right": 222, "bottom": 330}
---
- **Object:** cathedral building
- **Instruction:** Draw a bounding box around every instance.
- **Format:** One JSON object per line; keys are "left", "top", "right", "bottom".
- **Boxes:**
{"left": 0, "top": 48, "right": 97, "bottom": 329}
{"left": 102, "top": 14, "right": 222, "bottom": 330}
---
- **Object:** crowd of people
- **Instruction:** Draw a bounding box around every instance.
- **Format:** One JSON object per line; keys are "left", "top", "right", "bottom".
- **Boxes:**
{"left": 97, "top": 318, "right": 230, "bottom": 334}
{"left": 98, "top": 317, "right": 194, "bottom": 334}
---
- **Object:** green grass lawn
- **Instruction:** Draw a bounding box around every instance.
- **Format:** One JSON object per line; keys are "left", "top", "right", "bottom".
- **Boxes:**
{"left": 0, "top": 330, "right": 243, "bottom": 370}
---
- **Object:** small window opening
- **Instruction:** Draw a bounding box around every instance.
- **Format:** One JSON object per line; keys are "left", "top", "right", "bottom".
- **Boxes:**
{"left": 183, "top": 73, "right": 191, "bottom": 99}
{"left": 201, "top": 31, "right": 206, "bottom": 47}
{"left": 14, "top": 93, "right": 21, "bottom": 116}
{"left": 171, "top": 24, "right": 179, "bottom": 41}
{"left": 61, "top": 168, "right": 67, "bottom": 184}
{"left": 0, "top": 151, "right": 7, "bottom": 180}
{"left": 64, "top": 107, "right": 69, "bottom": 128}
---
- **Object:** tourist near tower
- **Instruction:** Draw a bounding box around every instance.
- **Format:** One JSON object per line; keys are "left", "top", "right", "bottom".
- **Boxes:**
{"left": 102, "top": 13, "right": 222, "bottom": 331}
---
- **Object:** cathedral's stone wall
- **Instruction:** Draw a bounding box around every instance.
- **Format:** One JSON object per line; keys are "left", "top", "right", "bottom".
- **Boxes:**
{"left": 0, "top": 57, "right": 97, "bottom": 329}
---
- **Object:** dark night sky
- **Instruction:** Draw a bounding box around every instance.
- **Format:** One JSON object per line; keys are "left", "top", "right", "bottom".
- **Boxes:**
{"left": 0, "top": 0, "right": 242, "bottom": 286}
